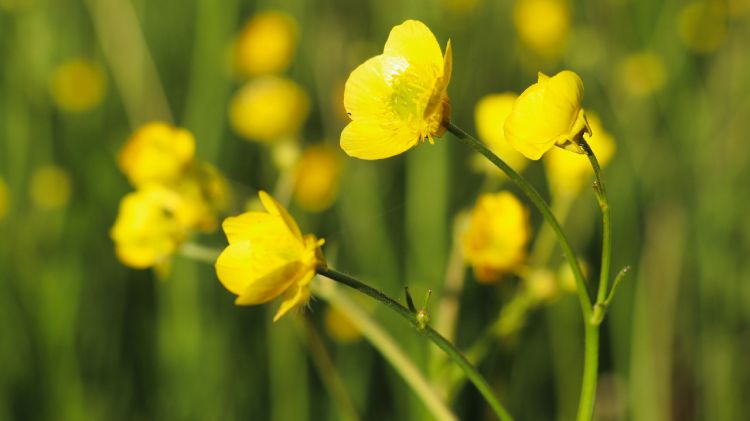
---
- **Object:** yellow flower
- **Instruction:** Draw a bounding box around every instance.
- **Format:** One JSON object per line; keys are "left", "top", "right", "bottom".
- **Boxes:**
{"left": 513, "top": 0, "right": 570, "bottom": 59}
{"left": 110, "top": 185, "right": 187, "bottom": 269}
{"left": 544, "top": 112, "right": 615, "bottom": 197}
{"left": 474, "top": 93, "right": 529, "bottom": 174}
{"left": 525, "top": 268, "right": 558, "bottom": 301}
{"left": 0, "top": 177, "right": 8, "bottom": 220}
{"left": 49, "top": 58, "right": 106, "bottom": 112}
{"left": 461, "top": 191, "right": 530, "bottom": 283}
{"left": 618, "top": 51, "right": 667, "bottom": 97}
{"left": 324, "top": 305, "right": 362, "bottom": 343}
{"left": 678, "top": 2, "right": 727, "bottom": 54}
{"left": 234, "top": 11, "right": 298, "bottom": 77}
{"left": 117, "top": 122, "right": 196, "bottom": 188}
{"left": 229, "top": 76, "right": 309, "bottom": 142}
{"left": 340, "top": 20, "right": 452, "bottom": 160}
{"left": 293, "top": 144, "right": 342, "bottom": 212}
{"left": 29, "top": 165, "right": 72, "bottom": 210}
{"left": 215, "top": 191, "right": 325, "bottom": 321}
{"left": 504, "top": 70, "right": 591, "bottom": 160}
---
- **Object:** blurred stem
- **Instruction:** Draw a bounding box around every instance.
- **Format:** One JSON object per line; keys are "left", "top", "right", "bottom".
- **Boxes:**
{"left": 316, "top": 266, "right": 513, "bottom": 421}
{"left": 311, "top": 279, "right": 457, "bottom": 421}
{"left": 84, "top": 0, "right": 172, "bottom": 125}
{"left": 179, "top": 242, "right": 220, "bottom": 263}
{"left": 446, "top": 123, "right": 592, "bottom": 320}
{"left": 299, "top": 316, "right": 361, "bottom": 421}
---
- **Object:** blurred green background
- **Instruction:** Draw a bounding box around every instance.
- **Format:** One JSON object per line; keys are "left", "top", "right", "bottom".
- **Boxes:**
{"left": 1, "top": 0, "right": 749, "bottom": 419}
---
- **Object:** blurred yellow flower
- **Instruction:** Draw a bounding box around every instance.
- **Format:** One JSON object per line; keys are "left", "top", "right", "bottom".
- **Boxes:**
{"left": 504, "top": 70, "right": 591, "bottom": 160}
{"left": 618, "top": 51, "right": 667, "bottom": 97}
{"left": 340, "top": 20, "right": 452, "bottom": 160}
{"left": 110, "top": 185, "right": 187, "bottom": 269}
{"left": 215, "top": 191, "right": 325, "bottom": 321}
{"left": 191, "top": 163, "right": 233, "bottom": 220}
{"left": 474, "top": 93, "right": 529, "bottom": 174}
{"left": 513, "top": 0, "right": 570, "bottom": 59}
{"left": 0, "top": 177, "right": 8, "bottom": 220}
{"left": 117, "top": 122, "right": 195, "bottom": 188}
{"left": 324, "top": 305, "right": 362, "bottom": 343}
{"left": 558, "top": 259, "right": 589, "bottom": 293}
{"left": 293, "top": 144, "right": 342, "bottom": 212}
{"left": 544, "top": 112, "right": 615, "bottom": 197}
{"left": 49, "top": 58, "right": 106, "bottom": 112}
{"left": 29, "top": 165, "right": 72, "bottom": 210}
{"left": 678, "top": 1, "right": 727, "bottom": 54}
{"left": 462, "top": 191, "right": 530, "bottom": 283}
{"left": 525, "top": 268, "right": 558, "bottom": 301}
{"left": 234, "top": 11, "right": 298, "bottom": 77}
{"left": 229, "top": 76, "right": 309, "bottom": 142}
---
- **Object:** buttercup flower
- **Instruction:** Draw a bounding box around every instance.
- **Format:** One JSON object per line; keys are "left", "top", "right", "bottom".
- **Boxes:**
{"left": 544, "top": 112, "right": 615, "bottom": 197}
{"left": 293, "top": 144, "right": 342, "bottom": 212}
{"left": 50, "top": 58, "right": 106, "bottom": 112}
{"left": 462, "top": 191, "right": 531, "bottom": 283}
{"left": 30, "top": 165, "right": 72, "bottom": 210}
{"left": 234, "top": 11, "right": 298, "bottom": 76}
{"left": 229, "top": 76, "right": 309, "bottom": 142}
{"left": 117, "top": 122, "right": 196, "bottom": 188}
{"left": 504, "top": 70, "right": 591, "bottom": 160}
{"left": 474, "top": 93, "right": 529, "bottom": 174}
{"left": 215, "top": 191, "right": 325, "bottom": 321}
{"left": 340, "top": 20, "right": 452, "bottom": 159}
{"left": 110, "top": 185, "right": 187, "bottom": 269}
{"left": 513, "top": 0, "right": 570, "bottom": 59}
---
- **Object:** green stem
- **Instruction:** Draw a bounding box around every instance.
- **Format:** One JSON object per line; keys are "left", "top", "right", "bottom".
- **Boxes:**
{"left": 446, "top": 123, "right": 592, "bottom": 320}
{"left": 311, "top": 281, "right": 457, "bottom": 421}
{"left": 577, "top": 322, "right": 599, "bottom": 421}
{"left": 577, "top": 139, "right": 612, "bottom": 307}
{"left": 316, "top": 266, "right": 514, "bottom": 421}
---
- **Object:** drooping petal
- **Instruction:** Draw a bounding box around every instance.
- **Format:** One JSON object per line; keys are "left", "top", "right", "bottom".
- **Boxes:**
{"left": 383, "top": 20, "right": 443, "bottom": 72}
{"left": 258, "top": 190, "right": 303, "bottom": 240}
{"left": 234, "top": 260, "right": 305, "bottom": 306}
{"left": 272, "top": 270, "right": 314, "bottom": 321}
{"left": 215, "top": 240, "right": 298, "bottom": 297}
{"left": 340, "top": 119, "right": 419, "bottom": 160}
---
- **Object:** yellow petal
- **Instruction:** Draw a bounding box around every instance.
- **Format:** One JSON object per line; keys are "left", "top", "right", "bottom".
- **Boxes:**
{"left": 234, "top": 260, "right": 305, "bottom": 305}
{"left": 258, "top": 190, "right": 303, "bottom": 240}
{"left": 221, "top": 211, "right": 294, "bottom": 245}
{"left": 273, "top": 270, "right": 314, "bottom": 321}
{"left": 343, "top": 55, "right": 393, "bottom": 120}
{"left": 215, "top": 240, "right": 298, "bottom": 297}
{"left": 504, "top": 70, "right": 586, "bottom": 160}
{"left": 340, "top": 119, "right": 418, "bottom": 160}
{"left": 383, "top": 20, "right": 443, "bottom": 72}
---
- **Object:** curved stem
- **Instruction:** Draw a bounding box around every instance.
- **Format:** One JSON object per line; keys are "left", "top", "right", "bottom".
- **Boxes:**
{"left": 316, "top": 266, "right": 514, "bottom": 421}
{"left": 446, "top": 123, "right": 592, "bottom": 320}
{"left": 577, "top": 139, "right": 612, "bottom": 307}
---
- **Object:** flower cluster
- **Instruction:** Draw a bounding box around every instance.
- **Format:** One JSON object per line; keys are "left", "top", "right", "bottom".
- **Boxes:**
{"left": 230, "top": 11, "right": 309, "bottom": 144}
{"left": 111, "top": 122, "right": 231, "bottom": 270}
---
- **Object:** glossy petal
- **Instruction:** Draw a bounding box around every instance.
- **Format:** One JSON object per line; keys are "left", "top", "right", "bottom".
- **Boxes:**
{"left": 504, "top": 71, "right": 587, "bottom": 160}
{"left": 340, "top": 119, "right": 418, "bottom": 160}
{"left": 259, "top": 190, "right": 303, "bottom": 240}
{"left": 234, "top": 261, "right": 305, "bottom": 306}
{"left": 383, "top": 20, "right": 443, "bottom": 71}
{"left": 216, "top": 239, "right": 300, "bottom": 297}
